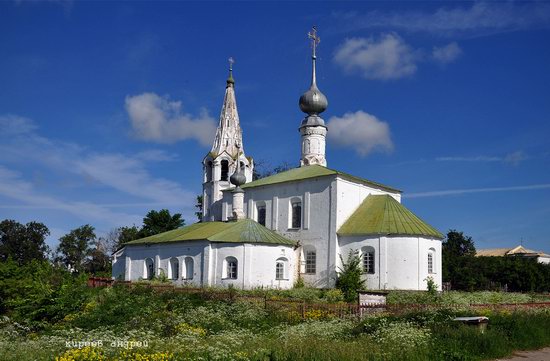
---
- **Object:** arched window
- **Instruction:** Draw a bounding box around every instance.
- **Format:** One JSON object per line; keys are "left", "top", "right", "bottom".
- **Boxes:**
{"left": 206, "top": 161, "right": 213, "bottom": 182}
{"left": 184, "top": 257, "right": 194, "bottom": 280}
{"left": 290, "top": 198, "right": 302, "bottom": 229}
{"left": 169, "top": 257, "right": 179, "bottom": 280}
{"left": 305, "top": 249, "right": 316, "bottom": 274}
{"left": 256, "top": 202, "right": 266, "bottom": 226}
{"left": 276, "top": 257, "right": 288, "bottom": 280}
{"left": 221, "top": 160, "right": 229, "bottom": 181}
{"left": 428, "top": 248, "right": 435, "bottom": 274}
{"left": 224, "top": 256, "right": 238, "bottom": 279}
{"left": 144, "top": 258, "right": 154, "bottom": 280}
{"left": 362, "top": 247, "right": 375, "bottom": 274}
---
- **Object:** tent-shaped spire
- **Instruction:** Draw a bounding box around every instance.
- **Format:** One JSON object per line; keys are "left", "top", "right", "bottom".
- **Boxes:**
{"left": 210, "top": 57, "right": 244, "bottom": 158}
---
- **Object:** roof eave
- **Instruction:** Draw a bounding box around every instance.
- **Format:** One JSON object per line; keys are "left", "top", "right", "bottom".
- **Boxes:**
{"left": 337, "top": 232, "right": 443, "bottom": 239}
{"left": 334, "top": 174, "right": 402, "bottom": 194}
{"left": 241, "top": 173, "right": 335, "bottom": 190}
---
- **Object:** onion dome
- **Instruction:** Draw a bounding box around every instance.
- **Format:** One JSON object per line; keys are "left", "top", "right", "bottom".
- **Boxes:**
{"left": 299, "top": 82, "right": 328, "bottom": 115}
{"left": 230, "top": 168, "right": 246, "bottom": 188}
{"left": 299, "top": 26, "right": 328, "bottom": 126}
{"left": 230, "top": 141, "right": 246, "bottom": 188}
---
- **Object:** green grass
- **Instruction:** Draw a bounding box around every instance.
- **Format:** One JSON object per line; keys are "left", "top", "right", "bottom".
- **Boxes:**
{"left": 2, "top": 268, "right": 550, "bottom": 361}
{"left": 2, "top": 285, "right": 550, "bottom": 361}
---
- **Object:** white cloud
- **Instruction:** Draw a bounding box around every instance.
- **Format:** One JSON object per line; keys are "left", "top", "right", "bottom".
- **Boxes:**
{"left": 0, "top": 114, "right": 197, "bottom": 224}
{"left": 333, "top": 2, "right": 550, "bottom": 36}
{"left": 436, "top": 156, "right": 501, "bottom": 162}
{"left": 125, "top": 92, "right": 217, "bottom": 146}
{"left": 436, "top": 151, "right": 528, "bottom": 166}
{"left": 405, "top": 183, "right": 550, "bottom": 199}
{"left": 432, "top": 42, "right": 462, "bottom": 64}
{"left": 75, "top": 154, "right": 194, "bottom": 206}
{"left": 0, "top": 114, "right": 37, "bottom": 135}
{"left": 327, "top": 110, "right": 393, "bottom": 157}
{"left": 334, "top": 34, "right": 418, "bottom": 80}
{"left": 0, "top": 165, "right": 141, "bottom": 227}
{"left": 135, "top": 149, "right": 178, "bottom": 162}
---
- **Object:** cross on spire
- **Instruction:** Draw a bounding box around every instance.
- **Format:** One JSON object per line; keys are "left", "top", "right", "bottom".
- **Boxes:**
{"left": 308, "top": 26, "right": 320, "bottom": 58}
{"left": 226, "top": 57, "right": 235, "bottom": 86}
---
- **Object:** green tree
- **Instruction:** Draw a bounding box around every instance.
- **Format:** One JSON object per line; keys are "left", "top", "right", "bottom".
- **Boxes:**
{"left": 138, "top": 209, "right": 185, "bottom": 238}
{"left": 106, "top": 225, "right": 141, "bottom": 251}
{"left": 442, "top": 230, "right": 476, "bottom": 285}
{"left": 336, "top": 249, "right": 365, "bottom": 302}
{"left": 443, "top": 230, "right": 476, "bottom": 258}
{"left": 56, "top": 225, "right": 96, "bottom": 273}
{"left": 118, "top": 225, "right": 140, "bottom": 244}
{"left": 0, "top": 219, "right": 50, "bottom": 265}
{"left": 84, "top": 236, "right": 112, "bottom": 275}
{"left": 195, "top": 195, "right": 203, "bottom": 222}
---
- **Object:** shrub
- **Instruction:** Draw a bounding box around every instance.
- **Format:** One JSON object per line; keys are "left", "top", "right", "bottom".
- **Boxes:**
{"left": 324, "top": 288, "right": 345, "bottom": 303}
{"left": 336, "top": 250, "right": 365, "bottom": 302}
{"left": 425, "top": 276, "right": 438, "bottom": 296}
{"left": 293, "top": 275, "right": 305, "bottom": 288}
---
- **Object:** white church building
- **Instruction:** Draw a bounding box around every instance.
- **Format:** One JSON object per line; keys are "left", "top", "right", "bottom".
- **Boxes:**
{"left": 112, "top": 29, "right": 443, "bottom": 291}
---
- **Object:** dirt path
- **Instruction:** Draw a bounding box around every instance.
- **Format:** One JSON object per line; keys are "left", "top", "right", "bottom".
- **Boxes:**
{"left": 493, "top": 347, "right": 550, "bottom": 361}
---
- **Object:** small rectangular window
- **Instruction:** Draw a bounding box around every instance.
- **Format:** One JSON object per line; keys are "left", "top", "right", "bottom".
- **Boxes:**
{"left": 228, "top": 261, "right": 238, "bottom": 279}
{"left": 276, "top": 262, "right": 284, "bottom": 280}
{"left": 257, "top": 206, "right": 266, "bottom": 226}
{"left": 221, "top": 160, "right": 229, "bottom": 181}
{"left": 363, "top": 252, "right": 375, "bottom": 274}
{"left": 305, "top": 250, "right": 316, "bottom": 274}
{"left": 291, "top": 202, "right": 302, "bottom": 229}
{"left": 428, "top": 253, "right": 434, "bottom": 274}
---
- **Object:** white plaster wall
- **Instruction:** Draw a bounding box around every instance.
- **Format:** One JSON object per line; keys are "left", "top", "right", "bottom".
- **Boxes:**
{"left": 111, "top": 249, "right": 126, "bottom": 280}
{"left": 538, "top": 256, "right": 550, "bottom": 264}
{"left": 115, "top": 241, "right": 295, "bottom": 289}
{"left": 210, "top": 243, "right": 295, "bottom": 289}
{"left": 219, "top": 175, "right": 402, "bottom": 288}
{"left": 122, "top": 241, "right": 206, "bottom": 286}
{"left": 385, "top": 236, "right": 442, "bottom": 290}
{"left": 215, "top": 173, "right": 441, "bottom": 291}
{"left": 334, "top": 177, "right": 401, "bottom": 231}
{"left": 226, "top": 177, "right": 335, "bottom": 288}
{"left": 338, "top": 235, "right": 442, "bottom": 291}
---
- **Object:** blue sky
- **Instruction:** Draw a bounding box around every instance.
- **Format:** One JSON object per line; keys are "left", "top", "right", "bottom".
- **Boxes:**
{"left": 1, "top": 1, "right": 549, "bottom": 253}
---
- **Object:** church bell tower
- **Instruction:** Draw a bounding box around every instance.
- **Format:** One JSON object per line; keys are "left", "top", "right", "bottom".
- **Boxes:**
{"left": 202, "top": 59, "right": 253, "bottom": 222}
{"left": 299, "top": 26, "right": 328, "bottom": 167}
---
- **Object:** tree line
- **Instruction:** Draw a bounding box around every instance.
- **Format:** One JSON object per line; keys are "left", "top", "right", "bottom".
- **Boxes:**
{"left": 2, "top": 209, "right": 549, "bottom": 292}
{"left": 0, "top": 209, "right": 184, "bottom": 274}
{"left": 443, "top": 230, "right": 550, "bottom": 292}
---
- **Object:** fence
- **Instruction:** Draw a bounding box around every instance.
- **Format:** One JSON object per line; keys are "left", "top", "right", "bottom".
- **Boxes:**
{"left": 86, "top": 277, "right": 550, "bottom": 321}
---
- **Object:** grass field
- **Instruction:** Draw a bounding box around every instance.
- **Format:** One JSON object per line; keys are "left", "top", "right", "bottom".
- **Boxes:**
{"left": 1, "top": 284, "right": 550, "bottom": 361}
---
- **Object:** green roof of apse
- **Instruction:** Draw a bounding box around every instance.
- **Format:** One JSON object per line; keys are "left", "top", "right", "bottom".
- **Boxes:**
{"left": 338, "top": 195, "right": 443, "bottom": 238}
{"left": 241, "top": 165, "right": 401, "bottom": 193}
{"left": 124, "top": 219, "right": 297, "bottom": 246}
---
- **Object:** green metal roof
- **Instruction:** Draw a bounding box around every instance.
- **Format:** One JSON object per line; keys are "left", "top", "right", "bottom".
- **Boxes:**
{"left": 337, "top": 195, "right": 443, "bottom": 238}
{"left": 124, "top": 219, "right": 297, "bottom": 246}
{"left": 241, "top": 165, "right": 400, "bottom": 193}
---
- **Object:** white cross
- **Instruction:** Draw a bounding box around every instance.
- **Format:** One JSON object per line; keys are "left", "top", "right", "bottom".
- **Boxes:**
{"left": 308, "top": 26, "right": 320, "bottom": 58}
